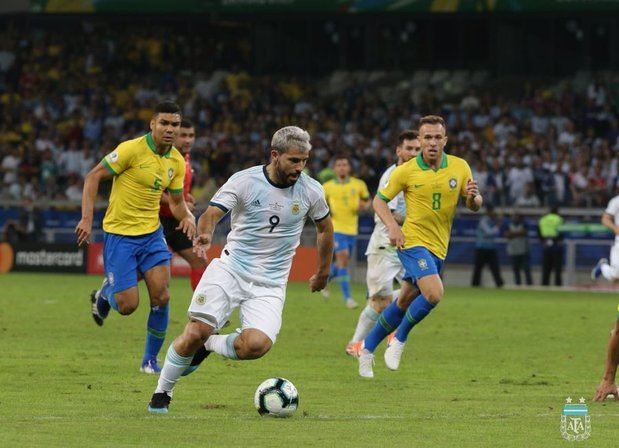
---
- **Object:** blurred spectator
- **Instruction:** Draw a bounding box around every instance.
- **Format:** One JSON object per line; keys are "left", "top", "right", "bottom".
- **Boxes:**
{"left": 0, "top": 18, "right": 617, "bottom": 207}
{"left": 471, "top": 205, "right": 504, "bottom": 288}
{"left": 1, "top": 198, "right": 44, "bottom": 243}
{"left": 1, "top": 146, "right": 21, "bottom": 186}
{"left": 515, "top": 183, "right": 541, "bottom": 207}
{"left": 538, "top": 206, "right": 564, "bottom": 286}
{"left": 507, "top": 157, "right": 534, "bottom": 203}
{"left": 505, "top": 212, "right": 533, "bottom": 286}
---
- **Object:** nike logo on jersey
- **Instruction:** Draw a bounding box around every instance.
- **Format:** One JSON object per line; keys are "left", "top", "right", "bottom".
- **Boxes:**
{"left": 414, "top": 184, "right": 424, "bottom": 188}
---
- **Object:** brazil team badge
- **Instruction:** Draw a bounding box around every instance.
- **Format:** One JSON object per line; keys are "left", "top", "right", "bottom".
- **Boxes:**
{"left": 448, "top": 178, "right": 457, "bottom": 189}
{"left": 560, "top": 397, "right": 591, "bottom": 441}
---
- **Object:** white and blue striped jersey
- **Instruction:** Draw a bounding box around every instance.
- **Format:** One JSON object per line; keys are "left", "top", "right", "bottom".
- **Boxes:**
{"left": 365, "top": 164, "right": 406, "bottom": 257}
{"left": 210, "top": 165, "right": 330, "bottom": 286}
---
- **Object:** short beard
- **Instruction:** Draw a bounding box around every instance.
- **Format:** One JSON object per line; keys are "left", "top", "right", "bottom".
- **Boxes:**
{"left": 275, "top": 164, "right": 298, "bottom": 187}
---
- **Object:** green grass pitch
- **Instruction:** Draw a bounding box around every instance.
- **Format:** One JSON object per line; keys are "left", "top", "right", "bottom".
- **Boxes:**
{"left": 0, "top": 272, "right": 617, "bottom": 447}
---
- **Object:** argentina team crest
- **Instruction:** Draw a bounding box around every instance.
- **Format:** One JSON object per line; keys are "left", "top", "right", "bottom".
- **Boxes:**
{"left": 448, "top": 178, "right": 457, "bottom": 189}
{"left": 194, "top": 293, "right": 207, "bottom": 306}
{"left": 560, "top": 397, "right": 591, "bottom": 441}
{"left": 291, "top": 200, "right": 301, "bottom": 215}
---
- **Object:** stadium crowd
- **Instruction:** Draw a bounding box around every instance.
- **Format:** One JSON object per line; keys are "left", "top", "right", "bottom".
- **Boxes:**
{"left": 1, "top": 21, "right": 619, "bottom": 208}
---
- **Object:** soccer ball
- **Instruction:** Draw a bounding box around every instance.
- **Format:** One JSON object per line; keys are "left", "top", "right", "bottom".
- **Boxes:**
{"left": 254, "top": 377, "right": 299, "bottom": 417}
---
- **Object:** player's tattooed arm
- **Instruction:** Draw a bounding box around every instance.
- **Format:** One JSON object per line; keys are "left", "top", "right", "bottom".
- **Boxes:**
{"left": 193, "top": 205, "right": 227, "bottom": 261}
{"left": 75, "top": 162, "right": 114, "bottom": 246}
{"left": 310, "top": 216, "right": 334, "bottom": 292}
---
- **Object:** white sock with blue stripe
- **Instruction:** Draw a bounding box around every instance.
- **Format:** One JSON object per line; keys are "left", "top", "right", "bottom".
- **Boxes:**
{"left": 155, "top": 344, "right": 192, "bottom": 393}
{"left": 351, "top": 305, "right": 379, "bottom": 343}
{"left": 204, "top": 333, "right": 239, "bottom": 360}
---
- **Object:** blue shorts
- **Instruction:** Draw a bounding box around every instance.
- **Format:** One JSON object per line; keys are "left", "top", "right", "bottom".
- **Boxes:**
{"left": 334, "top": 232, "right": 356, "bottom": 255}
{"left": 103, "top": 226, "right": 171, "bottom": 294}
{"left": 397, "top": 246, "right": 444, "bottom": 284}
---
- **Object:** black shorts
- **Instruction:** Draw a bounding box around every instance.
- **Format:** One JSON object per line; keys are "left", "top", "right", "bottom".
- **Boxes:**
{"left": 160, "top": 215, "right": 193, "bottom": 252}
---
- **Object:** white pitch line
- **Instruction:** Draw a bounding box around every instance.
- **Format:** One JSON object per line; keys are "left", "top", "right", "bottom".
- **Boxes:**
{"left": 8, "top": 412, "right": 619, "bottom": 423}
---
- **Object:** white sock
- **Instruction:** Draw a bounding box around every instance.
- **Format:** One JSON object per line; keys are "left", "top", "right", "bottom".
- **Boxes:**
{"left": 601, "top": 263, "right": 619, "bottom": 281}
{"left": 204, "top": 333, "right": 239, "bottom": 360}
{"left": 391, "top": 289, "right": 400, "bottom": 302}
{"left": 351, "top": 305, "right": 379, "bottom": 342}
{"left": 156, "top": 344, "right": 192, "bottom": 394}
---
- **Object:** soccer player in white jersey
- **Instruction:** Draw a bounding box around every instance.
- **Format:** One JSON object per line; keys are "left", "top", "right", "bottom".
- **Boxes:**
{"left": 346, "top": 130, "right": 420, "bottom": 354}
{"left": 148, "top": 126, "right": 334, "bottom": 413}
{"left": 592, "top": 194, "right": 619, "bottom": 282}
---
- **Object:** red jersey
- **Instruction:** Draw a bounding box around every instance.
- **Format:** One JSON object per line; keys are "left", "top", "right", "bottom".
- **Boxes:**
{"left": 160, "top": 153, "right": 193, "bottom": 218}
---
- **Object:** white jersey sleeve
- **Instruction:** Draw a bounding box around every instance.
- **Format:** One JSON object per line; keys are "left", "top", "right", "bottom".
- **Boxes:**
{"left": 209, "top": 171, "right": 247, "bottom": 212}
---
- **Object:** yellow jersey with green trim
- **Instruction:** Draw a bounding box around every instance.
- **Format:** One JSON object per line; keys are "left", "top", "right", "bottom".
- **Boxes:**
{"left": 378, "top": 153, "right": 473, "bottom": 259}
{"left": 101, "top": 133, "right": 185, "bottom": 236}
{"left": 323, "top": 177, "right": 370, "bottom": 235}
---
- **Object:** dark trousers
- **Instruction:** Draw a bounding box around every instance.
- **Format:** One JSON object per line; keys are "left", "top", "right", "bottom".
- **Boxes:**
{"left": 542, "top": 246, "right": 563, "bottom": 286}
{"left": 471, "top": 248, "right": 504, "bottom": 287}
{"left": 511, "top": 253, "right": 533, "bottom": 285}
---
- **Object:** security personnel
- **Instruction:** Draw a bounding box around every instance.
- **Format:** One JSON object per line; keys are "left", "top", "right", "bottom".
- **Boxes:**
{"left": 538, "top": 206, "right": 564, "bottom": 286}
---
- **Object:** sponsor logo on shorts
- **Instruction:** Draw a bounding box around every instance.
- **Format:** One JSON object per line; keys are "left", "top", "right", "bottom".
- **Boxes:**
{"left": 417, "top": 258, "right": 428, "bottom": 270}
{"left": 448, "top": 178, "right": 457, "bottom": 189}
{"left": 195, "top": 294, "right": 206, "bottom": 305}
{"left": 107, "top": 271, "right": 115, "bottom": 286}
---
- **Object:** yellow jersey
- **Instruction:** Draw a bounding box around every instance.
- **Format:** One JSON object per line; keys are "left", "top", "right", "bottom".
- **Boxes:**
{"left": 102, "top": 133, "right": 185, "bottom": 236}
{"left": 378, "top": 153, "right": 473, "bottom": 259}
{"left": 323, "top": 177, "right": 370, "bottom": 235}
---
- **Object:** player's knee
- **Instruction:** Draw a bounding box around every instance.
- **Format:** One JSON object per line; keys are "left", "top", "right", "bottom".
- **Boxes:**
{"left": 177, "top": 321, "right": 213, "bottom": 354}
{"left": 151, "top": 288, "right": 170, "bottom": 307}
{"left": 424, "top": 285, "right": 444, "bottom": 305}
{"left": 369, "top": 296, "right": 390, "bottom": 313}
{"left": 117, "top": 301, "right": 138, "bottom": 315}
{"left": 238, "top": 336, "right": 272, "bottom": 360}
